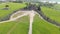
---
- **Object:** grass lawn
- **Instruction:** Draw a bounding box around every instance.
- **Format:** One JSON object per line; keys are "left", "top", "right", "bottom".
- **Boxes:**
{"left": 33, "top": 14, "right": 60, "bottom": 34}
{"left": 0, "top": 14, "right": 60, "bottom": 34}
{"left": 0, "top": 2, "right": 60, "bottom": 34}
{"left": 0, "top": 2, "right": 26, "bottom": 19}
{"left": 0, "top": 16, "right": 29, "bottom": 34}
{"left": 41, "top": 7, "right": 60, "bottom": 23}
{"left": 53, "top": 4, "right": 60, "bottom": 10}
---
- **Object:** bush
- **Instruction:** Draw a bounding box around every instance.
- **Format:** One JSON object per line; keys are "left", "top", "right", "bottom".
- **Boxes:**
{"left": 5, "top": 5, "right": 9, "bottom": 7}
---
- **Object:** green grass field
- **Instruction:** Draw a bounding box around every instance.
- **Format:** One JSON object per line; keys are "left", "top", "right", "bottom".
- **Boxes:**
{"left": 0, "top": 2, "right": 26, "bottom": 19}
{"left": 0, "top": 14, "right": 60, "bottom": 34}
{"left": 0, "top": 16, "right": 29, "bottom": 34}
{"left": 33, "top": 15, "right": 60, "bottom": 34}
{"left": 0, "top": 2, "right": 60, "bottom": 34}
{"left": 41, "top": 7, "right": 60, "bottom": 23}
{"left": 53, "top": 4, "right": 60, "bottom": 10}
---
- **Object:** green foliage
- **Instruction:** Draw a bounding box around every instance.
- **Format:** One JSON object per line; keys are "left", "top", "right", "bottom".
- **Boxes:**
{"left": 38, "top": 2, "right": 55, "bottom": 8}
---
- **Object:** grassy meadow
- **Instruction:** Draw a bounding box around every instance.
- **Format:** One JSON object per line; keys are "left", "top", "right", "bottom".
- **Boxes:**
{"left": 0, "top": 2, "right": 26, "bottom": 19}
{"left": 0, "top": 2, "right": 60, "bottom": 34}
{"left": 41, "top": 7, "right": 60, "bottom": 23}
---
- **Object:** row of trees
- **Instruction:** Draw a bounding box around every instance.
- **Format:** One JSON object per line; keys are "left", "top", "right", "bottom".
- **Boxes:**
{"left": 37, "top": 2, "right": 58, "bottom": 8}
{"left": 0, "top": 0, "right": 57, "bottom": 8}
{"left": 0, "top": 0, "right": 40, "bottom": 2}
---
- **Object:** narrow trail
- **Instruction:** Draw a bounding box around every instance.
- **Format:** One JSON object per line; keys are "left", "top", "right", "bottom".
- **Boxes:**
{"left": 9, "top": 10, "right": 43, "bottom": 34}
{"left": 0, "top": 13, "right": 28, "bottom": 23}
{"left": 6, "top": 11, "right": 31, "bottom": 34}
{"left": 35, "top": 10, "right": 60, "bottom": 27}
{"left": 28, "top": 10, "right": 35, "bottom": 34}
{"left": 0, "top": 11, "right": 30, "bottom": 23}
{"left": 0, "top": 10, "right": 40, "bottom": 34}
{"left": 0, "top": 9, "right": 59, "bottom": 34}
{"left": 10, "top": 11, "right": 22, "bottom": 19}
{"left": 0, "top": 5, "right": 60, "bottom": 34}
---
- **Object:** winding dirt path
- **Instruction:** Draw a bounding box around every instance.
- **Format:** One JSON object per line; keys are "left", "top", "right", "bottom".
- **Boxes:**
{"left": 0, "top": 10, "right": 42, "bottom": 34}
{"left": 0, "top": 11, "right": 29, "bottom": 23}
{"left": 0, "top": 9, "right": 59, "bottom": 34}
{"left": 0, "top": 10, "right": 38, "bottom": 34}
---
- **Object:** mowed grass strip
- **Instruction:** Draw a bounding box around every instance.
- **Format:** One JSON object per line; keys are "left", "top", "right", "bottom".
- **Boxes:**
{"left": 0, "top": 21, "right": 17, "bottom": 34}
{"left": 0, "top": 16, "right": 29, "bottom": 34}
{"left": 41, "top": 7, "right": 60, "bottom": 23}
{"left": 10, "top": 16, "right": 29, "bottom": 34}
{"left": 33, "top": 14, "right": 60, "bottom": 34}
{"left": 0, "top": 14, "right": 60, "bottom": 34}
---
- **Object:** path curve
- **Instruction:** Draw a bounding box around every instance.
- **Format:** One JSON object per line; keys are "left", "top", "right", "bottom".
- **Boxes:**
{"left": 0, "top": 5, "right": 60, "bottom": 34}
